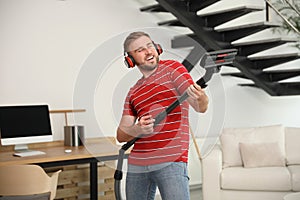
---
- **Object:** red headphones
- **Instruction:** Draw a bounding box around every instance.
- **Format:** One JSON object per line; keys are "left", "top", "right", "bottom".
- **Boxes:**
{"left": 124, "top": 42, "right": 163, "bottom": 68}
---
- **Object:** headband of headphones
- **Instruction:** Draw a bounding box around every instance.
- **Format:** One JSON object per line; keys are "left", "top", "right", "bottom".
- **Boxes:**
{"left": 124, "top": 42, "right": 163, "bottom": 68}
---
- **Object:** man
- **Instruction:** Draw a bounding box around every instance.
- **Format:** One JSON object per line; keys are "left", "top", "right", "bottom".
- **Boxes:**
{"left": 117, "top": 31, "right": 208, "bottom": 200}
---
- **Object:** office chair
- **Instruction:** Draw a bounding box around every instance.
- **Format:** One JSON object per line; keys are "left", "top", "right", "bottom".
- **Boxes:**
{"left": 0, "top": 165, "right": 61, "bottom": 200}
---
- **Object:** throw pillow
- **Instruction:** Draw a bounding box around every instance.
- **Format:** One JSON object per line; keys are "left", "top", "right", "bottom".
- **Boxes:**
{"left": 239, "top": 142, "right": 286, "bottom": 168}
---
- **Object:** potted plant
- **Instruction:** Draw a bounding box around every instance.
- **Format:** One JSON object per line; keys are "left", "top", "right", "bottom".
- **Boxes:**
{"left": 273, "top": 0, "right": 300, "bottom": 48}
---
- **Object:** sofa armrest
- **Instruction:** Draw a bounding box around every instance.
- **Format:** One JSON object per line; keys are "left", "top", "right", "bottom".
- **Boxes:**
{"left": 202, "top": 144, "right": 222, "bottom": 200}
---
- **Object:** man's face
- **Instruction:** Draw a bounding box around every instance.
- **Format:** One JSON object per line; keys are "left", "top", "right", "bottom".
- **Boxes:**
{"left": 128, "top": 36, "right": 159, "bottom": 71}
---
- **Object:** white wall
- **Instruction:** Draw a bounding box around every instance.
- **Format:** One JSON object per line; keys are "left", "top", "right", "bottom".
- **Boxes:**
{"left": 1, "top": 0, "right": 300, "bottom": 186}
{"left": 0, "top": 0, "right": 160, "bottom": 139}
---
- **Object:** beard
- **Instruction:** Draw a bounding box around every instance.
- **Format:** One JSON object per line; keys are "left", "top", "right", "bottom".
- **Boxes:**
{"left": 137, "top": 56, "right": 159, "bottom": 72}
{"left": 139, "top": 64, "right": 157, "bottom": 71}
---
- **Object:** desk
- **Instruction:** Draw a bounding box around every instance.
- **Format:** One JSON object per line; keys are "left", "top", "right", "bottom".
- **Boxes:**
{"left": 0, "top": 137, "right": 122, "bottom": 200}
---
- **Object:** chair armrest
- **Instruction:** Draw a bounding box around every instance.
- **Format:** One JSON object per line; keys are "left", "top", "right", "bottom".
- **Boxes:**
{"left": 202, "top": 144, "right": 222, "bottom": 200}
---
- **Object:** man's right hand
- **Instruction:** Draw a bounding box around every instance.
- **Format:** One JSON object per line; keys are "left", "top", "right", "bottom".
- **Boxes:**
{"left": 116, "top": 114, "right": 155, "bottom": 143}
{"left": 136, "top": 115, "right": 155, "bottom": 135}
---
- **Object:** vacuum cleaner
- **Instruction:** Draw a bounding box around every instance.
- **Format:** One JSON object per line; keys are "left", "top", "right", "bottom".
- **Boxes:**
{"left": 114, "top": 48, "right": 238, "bottom": 200}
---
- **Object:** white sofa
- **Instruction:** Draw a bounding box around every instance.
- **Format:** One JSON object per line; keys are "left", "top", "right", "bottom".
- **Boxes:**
{"left": 202, "top": 125, "right": 300, "bottom": 200}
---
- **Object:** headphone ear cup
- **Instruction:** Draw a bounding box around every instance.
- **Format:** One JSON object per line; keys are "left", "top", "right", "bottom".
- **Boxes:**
{"left": 124, "top": 54, "right": 135, "bottom": 68}
{"left": 155, "top": 44, "right": 163, "bottom": 55}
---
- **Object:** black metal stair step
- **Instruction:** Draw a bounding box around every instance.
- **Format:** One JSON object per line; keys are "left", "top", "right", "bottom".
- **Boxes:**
{"left": 198, "top": 5, "right": 263, "bottom": 17}
{"left": 221, "top": 72, "right": 249, "bottom": 79}
{"left": 198, "top": 5, "right": 263, "bottom": 27}
{"left": 217, "top": 22, "right": 281, "bottom": 42}
{"left": 185, "top": 0, "right": 221, "bottom": 12}
{"left": 156, "top": 0, "right": 230, "bottom": 50}
{"left": 158, "top": 19, "right": 185, "bottom": 26}
{"left": 216, "top": 20, "right": 280, "bottom": 32}
{"left": 233, "top": 37, "right": 298, "bottom": 46}
{"left": 237, "top": 83, "right": 259, "bottom": 87}
{"left": 156, "top": 0, "right": 221, "bottom": 13}
{"left": 249, "top": 53, "right": 300, "bottom": 69}
{"left": 238, "top": 82, "right": 300, "bottom": 96}
{"left": 153, "top": 1, "right": 229, "bottom": 50}
{"left": 233, "top": 38, "right": 298, "bottom": 56}
{"left": 222, "top": 68, "right": 300, "bottom": 82}
{"left": 232, "top": 56, "right": 295, "bottom": 96}
{"left": 249, "top": 53, "right": 300, "bottom": 60}
{"left": 140, "top": 4, "right": 168, "bottom": 12}
{"left": 262, "top": 69, "right": 300, "bottom": 82}
{"left": 170, "top": 34, "right": 229, "bottom": 50}
{"left": 277, "top": 82, "right": 300, "bottom": 95}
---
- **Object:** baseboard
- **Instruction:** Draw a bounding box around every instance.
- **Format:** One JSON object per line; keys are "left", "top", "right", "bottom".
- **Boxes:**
{"left": 190, "top": 183, "right": 202, "bottom": 190}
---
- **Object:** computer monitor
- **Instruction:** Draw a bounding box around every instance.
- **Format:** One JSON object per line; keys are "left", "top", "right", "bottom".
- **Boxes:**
{"left": 0, "top": 104, "right": 53, "bottom": 151}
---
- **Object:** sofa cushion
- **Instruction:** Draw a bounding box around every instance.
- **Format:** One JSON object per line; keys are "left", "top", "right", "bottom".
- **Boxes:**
{"left": 239, "top": 142, "right": 285, "bottom": 168}
{"left": 285, "top": 127, "right": 300, "bottom": 165}
{"left": 288, "top": 165, "right": 300, "bottom": 191}
{"left": 220, "top": 124, "right": 285, "bottom": 168}
{"left": 221, "top": 166, "right": 292, "bottom": 191}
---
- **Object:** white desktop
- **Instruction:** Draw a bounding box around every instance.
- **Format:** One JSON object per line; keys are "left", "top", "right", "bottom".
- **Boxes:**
{"left": 0, "top": 104, "right": 53, "bottom": 157}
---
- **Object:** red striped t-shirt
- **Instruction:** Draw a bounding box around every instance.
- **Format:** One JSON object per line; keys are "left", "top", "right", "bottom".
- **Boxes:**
{"left": 122, "top": 60, "right": 194, "bottom": 166}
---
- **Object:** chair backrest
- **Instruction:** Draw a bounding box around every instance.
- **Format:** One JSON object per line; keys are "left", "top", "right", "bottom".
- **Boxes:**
{"left": 0, "top": 165, "right": 61, "bottom": 200}
{"left": 0, "top": 192, "right": 50, "bottom": 200}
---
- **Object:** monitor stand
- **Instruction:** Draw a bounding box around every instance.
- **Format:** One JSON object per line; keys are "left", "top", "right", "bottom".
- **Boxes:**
{"left": 14, "top": 144, "right": 30, "bottom": 152}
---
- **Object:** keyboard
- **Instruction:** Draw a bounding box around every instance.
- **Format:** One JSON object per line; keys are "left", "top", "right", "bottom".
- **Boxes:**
{"left": 13, "top": 150, "right": 46, "bottom": 157}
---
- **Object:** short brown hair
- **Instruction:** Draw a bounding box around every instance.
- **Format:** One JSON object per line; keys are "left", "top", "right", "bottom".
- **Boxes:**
{"left": 123, "top": 31, "right": 151, "bottom": 52}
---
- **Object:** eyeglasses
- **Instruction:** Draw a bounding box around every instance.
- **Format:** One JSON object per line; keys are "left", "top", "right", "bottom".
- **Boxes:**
{"left": 133, "top": 42, "right": 155, "bottom": 53}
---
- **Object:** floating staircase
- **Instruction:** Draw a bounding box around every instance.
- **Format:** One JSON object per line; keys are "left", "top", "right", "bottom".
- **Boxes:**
{"left": 140, "top": 0, "right": 300, "bottom": 96}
